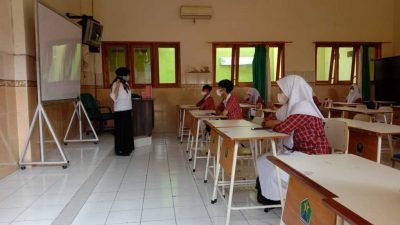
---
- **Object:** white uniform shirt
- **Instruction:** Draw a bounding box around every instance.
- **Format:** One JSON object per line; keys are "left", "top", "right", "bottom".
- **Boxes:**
{"left": 110, "top": 82, "right": 132, "bottom": 112}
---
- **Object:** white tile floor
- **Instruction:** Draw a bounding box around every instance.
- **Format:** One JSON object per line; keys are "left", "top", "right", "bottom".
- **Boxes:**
{"left": 0, "top": 133, "right": 281, "bottom": 225}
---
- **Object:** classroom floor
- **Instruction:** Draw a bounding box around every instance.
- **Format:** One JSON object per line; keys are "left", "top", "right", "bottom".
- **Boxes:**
{"left": 0, "top": 133, "right": 282, "bottom": 225}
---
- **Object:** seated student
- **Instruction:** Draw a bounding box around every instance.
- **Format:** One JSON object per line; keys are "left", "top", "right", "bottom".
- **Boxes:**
{"left": 346, "top": 84, "right": 362, "bottom": 103}
{"left": 256, "top": 75, "right": 329, "bottom": 208}
{"left": 216, "top": 79, "right": 243, "bottom": 119}
{"left": 244, "top": 88, "right": 263, "bottom": 106}
{"left": 196, "top": 84, "right": 215, "bottom": 110}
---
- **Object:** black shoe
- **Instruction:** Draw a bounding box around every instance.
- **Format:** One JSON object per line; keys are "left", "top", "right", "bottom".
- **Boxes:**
{"left": 116, "top": 151, "right": 130, "bottom": 156}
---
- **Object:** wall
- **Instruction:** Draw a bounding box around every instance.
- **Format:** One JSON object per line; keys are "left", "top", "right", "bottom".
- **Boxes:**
{"left": 394, "top": 1, "right": 400, "bottom": 55}
{"left": 0, "top": 0, "right": 82, "bottom": 178}
{"left": 81, "top": 0, "right": 396, "bottom": 132}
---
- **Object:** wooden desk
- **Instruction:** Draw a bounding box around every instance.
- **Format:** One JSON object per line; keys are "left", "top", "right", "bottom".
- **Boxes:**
{"left": 203, "top": 119, "right": 260, "bottom": 183}
{"left": 239, "top": 103, "right": 257, "bottom": 109}
{"left": 212, "top": 126, "right": 288, "bottom": 225}
{"left": 373, "top": 100, "right": 396, "bottom": 109}
{"left": 326, "top": 106, "right": 392, "bottom": 119}
{"left": 263, "top": 108, "right": 278, "bottom": 113}
{"left": 269, "top": 154, "right": 400, "bottom": 225}
{"left": 326, "top": 118, "right": 400, "bottom": 163}
{"left": 187, "top": 110, "right": 226, "bottom": 172}
{"left": 332, "top": 102, "right": 361, "bottom": 107}
{"left": 178, "top": 104, "right": 199, "bottom": 143}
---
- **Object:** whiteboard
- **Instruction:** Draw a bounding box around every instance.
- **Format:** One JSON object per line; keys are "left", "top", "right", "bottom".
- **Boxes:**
{"left": 38, "top": 2, "right": 82, "bottom": 102}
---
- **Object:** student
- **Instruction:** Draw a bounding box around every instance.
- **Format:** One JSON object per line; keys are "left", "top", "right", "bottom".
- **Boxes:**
{"left": 216, "top": 79, "right": 243, "bottom": 119}
{"left": 346, "top": 84, "right": 362, "bottom": 103}
{"left": 244, "top": 87, "right": 263, "bottom": 118}
{"left": 256, "top": 75, "right": 329, "bottom": 207}
{"left": 110, "top": 67, "right": 134, "bottom": 156}
{"left": 244, "top": 88, "right": 263, "bottom": 106}
{"left": 196, "top": 84, "right": 215, "bottom": 110}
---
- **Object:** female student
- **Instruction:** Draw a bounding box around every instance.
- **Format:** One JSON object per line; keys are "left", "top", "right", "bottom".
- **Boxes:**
{"left": 256, "top": 75, "right": 329, "bottom": 207}
{"left": 244, "top": 87, "right": 263, "bottom": 106}
{"left": 216, "top": 79, "right": 243, "bottom": 119}
{"left": 196, "top": 84, "right": 215, "bottom": 110}
{"left": 110, "top": 67, "right": 134, "bottom": 156}
{"left": 346, "top": 84, "right": 362, "bottom": 103}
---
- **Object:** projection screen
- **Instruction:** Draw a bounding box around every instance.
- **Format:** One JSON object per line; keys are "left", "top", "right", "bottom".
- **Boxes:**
{"left": 38, "top": 2, "right": 82, "bottom": 102}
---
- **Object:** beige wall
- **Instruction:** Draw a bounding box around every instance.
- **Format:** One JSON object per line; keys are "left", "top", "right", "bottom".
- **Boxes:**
{"left": 81, "top": 0, "right": 397, "bottom": 132}
{"left": 0, "top": 0, "right": 82, "bottom": 178}
{"left": 394, "top": 0, "right": 400, "bottom": 55}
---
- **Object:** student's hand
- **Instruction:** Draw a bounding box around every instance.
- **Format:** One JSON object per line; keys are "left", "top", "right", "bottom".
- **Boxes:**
{"left": 262, "top": 119, "right": 281, "bottom": 129}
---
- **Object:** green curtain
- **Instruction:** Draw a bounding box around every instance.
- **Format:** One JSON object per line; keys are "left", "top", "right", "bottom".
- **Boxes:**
{"left": 361, "top": 45, "right": 371, "bottom": 101}
{"left": 252, "top": 45, "right": 267, "bottom": 102}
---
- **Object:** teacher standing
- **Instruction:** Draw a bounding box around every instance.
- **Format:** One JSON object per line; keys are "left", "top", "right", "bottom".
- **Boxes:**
{"left": 110, "top": 67, "right": 134, "bottom": 156}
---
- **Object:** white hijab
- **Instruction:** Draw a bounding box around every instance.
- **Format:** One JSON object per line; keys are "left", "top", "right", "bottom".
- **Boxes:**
{"left": 247, "top": 88, "right": 261, "bottom": 105}
{"left": 346, "top": 84, "right": 362, "bottom": 103}
{"left": 275, "top": 75, "right": 324, "bottom": 148}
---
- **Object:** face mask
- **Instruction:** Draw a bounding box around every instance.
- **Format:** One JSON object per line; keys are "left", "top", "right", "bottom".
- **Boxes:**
{"left": 201, "top": 91, "right": 207, "bottom": 96}
{"left": 216, "top": 89, "right": 222, "bottom": 97}
{"left": 350, "top": 89, "right": 354, "bottom": 93}
{"left": 277, "top": 93, "right": 288, "bottom": 104}
{"left": 123, "top": 76, "right": 130, "bottom": 81}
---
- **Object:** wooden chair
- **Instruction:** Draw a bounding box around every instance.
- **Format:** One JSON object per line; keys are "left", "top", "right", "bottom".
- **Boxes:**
{"left": 324, "top": 120, "right": 349, "bottom": 154}
{"left": 392, "top": 153, "right": 400, "bottom": 168}
{"left": 376, "top": 106, "right": 394, "bottom": 124}
{"left": 353, "top": 114, "right": 372, "bottom": 122}
{"left": 376, "top": 107, "right": 395, "bottom": 157}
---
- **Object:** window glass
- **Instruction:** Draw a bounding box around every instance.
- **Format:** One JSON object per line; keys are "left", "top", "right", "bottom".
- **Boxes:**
{"left": 316, "top": 47, "right": 332, "bottom": 81}
{"left": 133, "top": 47, "right": 152, "bottom": 84}
{"left": 107, "top": 46, "right": 127, "bottom": 83}
{"left": 238, "top": 47, "right": 254, "bottom": 83}
{"left": 338, "top": 47, "right": 353, "bottom": 81}
{"left": 158, "top": 47, "right": 176, "bottom": 84}
{"left": 215, "top": 47, "right": 233, "bottom": 82}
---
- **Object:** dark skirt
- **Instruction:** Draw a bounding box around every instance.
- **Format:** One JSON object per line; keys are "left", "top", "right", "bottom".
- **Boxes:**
{"left": 114, "top": 110, "right": 134, "bottom": 155}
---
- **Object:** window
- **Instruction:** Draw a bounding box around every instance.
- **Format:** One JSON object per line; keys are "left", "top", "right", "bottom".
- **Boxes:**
{"left": 213, "top": 43, "right": 285, "bottom": 86}
{"left": 315, "top": 42, "right": 381, "bottom": 84}
{"left": 102, "top": 42, "right": 180, "bottom": 88}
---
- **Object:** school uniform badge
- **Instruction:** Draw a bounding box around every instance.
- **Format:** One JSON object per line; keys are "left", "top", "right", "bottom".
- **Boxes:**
{"left": 300, "top": 198, "right": 312, "bottom": 225}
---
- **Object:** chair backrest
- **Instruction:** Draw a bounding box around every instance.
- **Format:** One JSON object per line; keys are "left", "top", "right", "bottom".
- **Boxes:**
{"left": 353, "top": 114, "right": 372, "bottom": 122}
{"left": 324, "top": 120, "right": 349, "bottom": 154}
{"left": 254, "top": 109, "right": 264, "bottom": 118}
{"left": 79, "top": 93, "right": 101, "bottom": 120}
{"left": 377, "top": 106, "right": 393, "bottom": 124}
{"left": 356, "top": 105, "right": 368, "bottom": 110}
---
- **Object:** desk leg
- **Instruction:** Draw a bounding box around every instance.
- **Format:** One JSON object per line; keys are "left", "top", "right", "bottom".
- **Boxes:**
{"left": 328, "top": 109, "right": 331, "bottom": 118}
{"left": 388, "top": 134, "right": 394, "bottom": 157}
{"left": 204, "top": 136, "right": 212, "bottom": 183}
{"left": 377, "top": 135, "right": 382, "bottom": 163}
{"left": 189, "top": 133, "right": 194, "bottom": 161}
{"left": 180, "top": 110, "right": 186, "bottom": 143}
{"left": 271, "top": 139, "right": 285, "bottom": 209}
{"left": 178, "top": 108, "right": 182, "bottom": 138}
{"left": 186, "top": 131, "right": 191, "bottom": 153}
{"left": 211, "top": 135, "right": 222, "bottom": 204}
{"left": 193, "top": 120, "right": 201, "bottom": 172}
{"left": 225, "top": 141, "right": 239, "bottom": 225}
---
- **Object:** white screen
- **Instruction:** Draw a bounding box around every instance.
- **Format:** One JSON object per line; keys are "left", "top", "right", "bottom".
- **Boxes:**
{"left": 38, "top": 3, "right": 82, "bottom": 102}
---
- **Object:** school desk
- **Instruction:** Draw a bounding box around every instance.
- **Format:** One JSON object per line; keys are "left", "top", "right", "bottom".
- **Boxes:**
{"left": 373, "top": 100, "right": 396, "bottom": 109}
{"left": 332, "top": 102, "right": 361, "bottom": 107}
{"left": 186, "top": 110, "right": 227, "bottom": 172}
{"left": 239, "top": 103, "right": 258, "bottom": 109}
{"left": 177, "top": 104, "right": 199, "bottom": 143}
{"left": 268, "top": 154, "right": 400, "bottom": 225}
{"left": 203, "top": 119, "right": 260, "bottom": 183}
{"left": 263, "top": 108, "right": 278, "bottom": 113}
{"left": 326, "top": 118, "right": 400, "bottom": 163}
{"left": 211, "top": 126, "right": 288, "bottom": 225}
{"left": 326, "top": 106, "right": 392, "bottom": 120}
